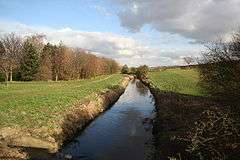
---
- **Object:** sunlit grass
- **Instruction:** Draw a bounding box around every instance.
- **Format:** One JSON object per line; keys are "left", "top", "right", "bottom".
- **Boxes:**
{"left": 0, "top": 74, "right": 124, "bottom": 128}
{"left": 149, "top": 68, "right": 205, "bottom": 96}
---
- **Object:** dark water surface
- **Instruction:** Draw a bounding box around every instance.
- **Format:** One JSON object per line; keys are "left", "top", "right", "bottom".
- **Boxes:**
{"left": 60, "top": 79, "right": 156, "bottom": 160}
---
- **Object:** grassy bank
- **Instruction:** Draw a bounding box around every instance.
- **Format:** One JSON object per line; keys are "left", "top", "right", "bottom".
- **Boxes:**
{"left": 0, "top": 74, "right": 124, "bottom": 129}
{"left": 148, "top": 68, "right": 204, "bottom": 159}
{"left": 147, "top": 68, "right": 238, "bottom": 159}
{"left": 149, "top": 68, "right": 204, "bottom": 96}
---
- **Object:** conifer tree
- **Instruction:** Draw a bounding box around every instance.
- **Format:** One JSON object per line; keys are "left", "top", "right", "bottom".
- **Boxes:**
{"left": 20, "top": 41, "right": 40, "bottom": 81}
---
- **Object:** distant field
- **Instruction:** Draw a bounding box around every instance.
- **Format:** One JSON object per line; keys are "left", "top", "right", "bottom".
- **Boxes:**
{"left": 0, "top": 74, "right": 124, "bottom": 128}
{"left": 149, "top": 68, "right": 205, "bottom": 96}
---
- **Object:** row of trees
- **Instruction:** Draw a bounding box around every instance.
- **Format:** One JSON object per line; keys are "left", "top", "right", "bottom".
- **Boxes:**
{"left": 0, "top": 33, "right": 119, "bottom": 82}
{"left": 121, "top": 64, "right": 149, "bottom": 80}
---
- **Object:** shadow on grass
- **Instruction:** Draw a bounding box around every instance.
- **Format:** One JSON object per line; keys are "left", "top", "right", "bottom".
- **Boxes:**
{"left": 150, "top": 88, "right": 221, "bottom": 160}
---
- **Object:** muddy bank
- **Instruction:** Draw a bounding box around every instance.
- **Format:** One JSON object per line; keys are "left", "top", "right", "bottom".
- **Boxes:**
{"left": 0, "top": 76, "right": 132, "bottom": 159}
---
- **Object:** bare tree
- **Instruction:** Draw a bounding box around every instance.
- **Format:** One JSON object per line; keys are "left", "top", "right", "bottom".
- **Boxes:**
{"left": 72, "top": 49, "right": 88, "bottom": 79}
{"left": 0, "top": 40, "right": 9, "bottom": 83}
{"left": 27, "top": 34, "right": 45, "bottom": 56}
{"left": 61, "top": 47, "right": 76, "bottom": 80}
{"left": 0, "top": 33, "right": 23, "bottom": 82}
{"left": 183, "top": 56, "right": 194, "bottom": 67}
{"left": 35, "top": 42, "right": 54, "bottom": 81}
{"left": 0, "top": 34, "right": 120, "bottom": 82}
{"left": 51, "top": 43, "right": 65, "bottom": 81}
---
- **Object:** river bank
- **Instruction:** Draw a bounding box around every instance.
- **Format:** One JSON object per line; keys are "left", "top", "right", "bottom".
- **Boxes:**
{"left": 59, "top": 79, "right": 155, "bottom": 160}
{"left": 149, "top": 88, "right": 218, "bottom": 159}
{"left": 144, "top": 69, "right": 239, "bottom": 160}
{"left": 0, "top": 75, "right": 132, "bottom": 159}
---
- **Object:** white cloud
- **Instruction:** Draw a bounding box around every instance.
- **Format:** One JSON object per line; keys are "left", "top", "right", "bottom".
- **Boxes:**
{"left": 0, "top": 21, "right": 200, "bottom": 66}
{"left": 112, "top": 0, "right": 240, "bottom": 41}
{"left": 92, "top": 5, "right": 113, "bottom": 16}
{"left": 0, "top": 21, "right": 144, "bottom": 56}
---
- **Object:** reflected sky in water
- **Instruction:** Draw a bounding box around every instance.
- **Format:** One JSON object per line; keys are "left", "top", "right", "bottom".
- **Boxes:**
{"left": 61, "top": 79, "right": 155, "bottom": 160}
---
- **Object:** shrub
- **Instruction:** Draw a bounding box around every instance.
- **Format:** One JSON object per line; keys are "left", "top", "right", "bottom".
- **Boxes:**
{"left": 187, "top": 109, "right": 239, "bottom": 160}
{"left": 199, "top": 32, "right": 240, "bottom": 107}
{"left": 121, "top": 64, "right": 129, "bottom": 74}
{"left": 136, "top": 65, "right": 149, "bottom": 79}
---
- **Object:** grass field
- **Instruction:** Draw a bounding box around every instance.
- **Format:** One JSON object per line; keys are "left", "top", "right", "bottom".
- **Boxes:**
{"left": 149, "top": 68, "right": 205, "bottom": 96}
{"left": 0, "top": 74, "right": 124, "bottom": 128}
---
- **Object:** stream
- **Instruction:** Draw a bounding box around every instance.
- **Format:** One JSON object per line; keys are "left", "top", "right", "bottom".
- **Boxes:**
{"left": 60, "top": 79, "right": 156, "bottom": 160}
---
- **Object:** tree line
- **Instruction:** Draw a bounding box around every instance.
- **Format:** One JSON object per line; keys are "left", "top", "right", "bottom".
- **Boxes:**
{"left": 0, "top": 33, "right": 119, "bottom": 82}
{"left": 121, "top": 64, "right": 149, "bottom": 80}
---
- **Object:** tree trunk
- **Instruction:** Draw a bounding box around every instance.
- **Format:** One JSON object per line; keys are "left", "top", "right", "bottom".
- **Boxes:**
{"left": 55, "top": 74, "right": 58, "bottom": 81}
{"left": 9, "top": 66, "right": 13, "bottom": 82}
{"left": 5, "top": 72, "right": 8, "bottom": 86}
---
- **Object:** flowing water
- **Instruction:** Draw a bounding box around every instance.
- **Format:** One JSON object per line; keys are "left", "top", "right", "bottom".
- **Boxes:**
{"left": 60, "top": 79, "right": 156, "bottom": 160}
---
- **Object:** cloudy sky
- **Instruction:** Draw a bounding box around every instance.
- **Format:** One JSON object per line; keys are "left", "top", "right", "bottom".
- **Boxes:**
{"left": 0, "top": 0, "right": 239, "bottom": 66}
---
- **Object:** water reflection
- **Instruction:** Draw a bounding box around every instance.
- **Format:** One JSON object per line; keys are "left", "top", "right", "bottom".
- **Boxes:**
{"left": 135, "top": 80, "right": 149, "bottom": 96}
{"left": 60, "top": 79, "right": 156, "bottom": 160}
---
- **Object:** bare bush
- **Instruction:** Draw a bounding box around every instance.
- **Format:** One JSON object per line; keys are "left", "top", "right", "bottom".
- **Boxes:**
{"left": 187, "top": 109, "right": 239, "bottom": 160}
{"left": 136, "top": 65, "right": 149, "bottom": 79}
{"left": 199, "top": 32, "right": 240, "bottom": 107}
{"left": 183, "top": 56, "right": 194, "bottom": 67}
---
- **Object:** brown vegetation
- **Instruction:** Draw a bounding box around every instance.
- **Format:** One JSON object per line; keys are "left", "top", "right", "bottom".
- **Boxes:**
{"left": 199, "top": 32, "right": 240, "bottom": 108}
{"left": 148, "top": 86, "right": 239, "bottom": 160}
{"left": 135, "top": 65, "right": 149, "bottom": 79}
{"left": 149, "top": 88, "right": 218, "bottom": 160}
{"left": 0, "top": 33, "right": 23, "bottom": 83}
{"left": 0, "top": 33, "right": 119, "bottom": 82}
{"left": 187, "top": 109, "right": 239, "bottom": 160}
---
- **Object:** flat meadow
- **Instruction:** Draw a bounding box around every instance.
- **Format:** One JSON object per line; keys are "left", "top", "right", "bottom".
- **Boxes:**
{"left": 149, "top": 68, "right": 205, "bottom": 96}
{"left": 0, "top": 74, "right": 124, "bottom": 129}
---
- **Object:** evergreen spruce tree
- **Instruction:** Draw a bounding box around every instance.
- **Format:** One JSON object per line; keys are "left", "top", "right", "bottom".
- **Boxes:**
{"left": 20, "top": 41, "right": 40, "bottom": 81}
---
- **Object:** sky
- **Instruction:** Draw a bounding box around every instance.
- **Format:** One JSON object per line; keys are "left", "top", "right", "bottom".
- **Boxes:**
{"left": 0, "top": 0, "right": 239, "bottom": 67}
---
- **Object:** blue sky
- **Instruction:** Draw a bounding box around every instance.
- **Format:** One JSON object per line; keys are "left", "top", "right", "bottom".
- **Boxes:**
{"left": 0, "top": 0, "right": 238, "bottom": 66}
{"left": 0, "top": 0, "right": 122, "bottom": 32}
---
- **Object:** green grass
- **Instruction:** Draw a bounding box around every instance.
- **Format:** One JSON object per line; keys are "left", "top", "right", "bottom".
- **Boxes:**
{"left": 0, "top": 74, "right": 124, "bottom": 128}
{"left": 149, "top": 68, "right": 205, "bottom": 96}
